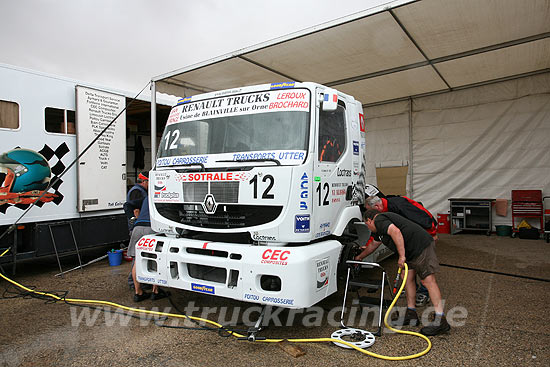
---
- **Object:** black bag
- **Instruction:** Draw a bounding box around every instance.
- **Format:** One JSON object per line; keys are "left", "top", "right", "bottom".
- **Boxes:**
{"left": 518, "top": 227, "right": 540, "bottom": 240}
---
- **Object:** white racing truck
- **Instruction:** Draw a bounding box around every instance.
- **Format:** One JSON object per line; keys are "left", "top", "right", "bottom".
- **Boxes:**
{"left": 136, "top": 82, "right": 392, "bottom": 309}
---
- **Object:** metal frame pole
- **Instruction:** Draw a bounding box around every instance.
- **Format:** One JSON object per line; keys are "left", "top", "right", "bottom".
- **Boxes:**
{"left": 150, "top": 81, "right": 157, "bottom": 166}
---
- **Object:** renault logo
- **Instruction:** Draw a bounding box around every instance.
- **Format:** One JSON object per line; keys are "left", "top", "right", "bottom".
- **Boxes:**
{"left": 202, "top": 194, "right": 217, "bottom": 214}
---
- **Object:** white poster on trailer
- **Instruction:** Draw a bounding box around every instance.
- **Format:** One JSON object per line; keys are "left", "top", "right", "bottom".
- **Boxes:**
{"left": 75, "top": 86, "right": 126, "bottom": 212}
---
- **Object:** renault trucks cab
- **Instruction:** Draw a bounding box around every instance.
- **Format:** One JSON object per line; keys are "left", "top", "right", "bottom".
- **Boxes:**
{"left": 136, "top": 82, "right": 373, "bottom": 308}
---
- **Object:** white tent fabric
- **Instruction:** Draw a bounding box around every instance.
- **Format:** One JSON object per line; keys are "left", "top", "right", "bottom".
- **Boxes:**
{"left": 150, "top": 0, "right": 550, "bottom": 230}
{"left": 154, "top": 0, "right": 550, "bottom": 106}
{"left": 364, "top": 72, "right": 550, "bottom": 227}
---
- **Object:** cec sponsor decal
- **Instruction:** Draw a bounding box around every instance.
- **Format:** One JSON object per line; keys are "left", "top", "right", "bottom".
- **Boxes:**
{"left": 261, "top": 249, "right": 290, "bottom": 265}
{"left": 316, "top": 257, "right": 330, "bottom": 290}
{"left": 295, "top": 214, "right": 310, "bottom": 233}
{"left": 359, "top": 113, "right": 365, "bottom": 132}
{"left": 136, "top": 237, "right": 156, "bottom": 251}
{"left": 191, "top": 283, "right": 215, "bottom": 294}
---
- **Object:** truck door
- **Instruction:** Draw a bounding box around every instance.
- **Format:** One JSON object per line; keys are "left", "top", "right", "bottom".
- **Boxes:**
{"left": 312, "top": 93, "right": 353, "bottom": 239}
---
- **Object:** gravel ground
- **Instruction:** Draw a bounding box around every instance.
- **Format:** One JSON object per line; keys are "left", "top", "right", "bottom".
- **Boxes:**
{"left": 0, "top": 234, "right": 549, "bottom": 366}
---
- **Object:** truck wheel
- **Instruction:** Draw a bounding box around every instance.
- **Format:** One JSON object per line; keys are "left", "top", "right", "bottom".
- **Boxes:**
{"left": 337, "top": 241, "right": 360, "bottom": 280}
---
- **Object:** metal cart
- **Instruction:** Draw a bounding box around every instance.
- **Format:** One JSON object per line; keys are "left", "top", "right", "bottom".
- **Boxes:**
{"left": 511, "top": 190, "right": 543, "bottom": 238}
{"left": 449, "top": 198, "right": 494, "bottom": 235}
{"left": 544, "top": 196, "right": 550, "bottom": 243}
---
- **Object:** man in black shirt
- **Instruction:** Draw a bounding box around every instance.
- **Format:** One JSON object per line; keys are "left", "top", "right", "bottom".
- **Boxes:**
{"left": 124, "top": 171, "right": 149, "bottom": 232}
{"left": 355, "top": 209, "right": 450, "bottom": 336}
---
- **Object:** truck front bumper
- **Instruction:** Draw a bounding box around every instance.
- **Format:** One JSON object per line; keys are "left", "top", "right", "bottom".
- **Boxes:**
{"left": 135, "top": 235, "right": 341, "bottom": 309}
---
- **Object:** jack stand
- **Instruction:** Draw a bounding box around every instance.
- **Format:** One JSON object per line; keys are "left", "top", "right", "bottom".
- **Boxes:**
{"left": 332, "top": 260, "right": 393, "bottom": 348}
{"left": 238, "top": 306, "right": 267, "bottom": 341}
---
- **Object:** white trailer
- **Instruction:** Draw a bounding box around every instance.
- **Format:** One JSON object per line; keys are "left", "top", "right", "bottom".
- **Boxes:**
{"left": 136, "top": 82, "right": 393, "bottom": 309}
{"left": 0, "top": 64, "right": 171, "bottom": 268}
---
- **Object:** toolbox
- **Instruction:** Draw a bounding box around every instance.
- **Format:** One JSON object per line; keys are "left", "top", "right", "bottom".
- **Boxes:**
{"left": 511, "top": 190, "right": 543, "bottom": 239}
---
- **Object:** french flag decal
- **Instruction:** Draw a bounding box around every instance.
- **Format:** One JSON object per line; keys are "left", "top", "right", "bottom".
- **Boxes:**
{"left": 323, "top": 94, "right": 338, "bottom": 102}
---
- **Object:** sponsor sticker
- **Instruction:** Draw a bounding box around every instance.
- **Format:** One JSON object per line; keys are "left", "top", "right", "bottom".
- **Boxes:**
{"left": 294, "top": 214, "right": 310, "bottom": 233}
{"left": 137, "top": 276, "right": 156, "bottom": 283}
{"left": 270, "top": 82, "right": 296, "bottom": 89}
{"left": 262, "top": 296, "right": 294, "bottom": 306}
{"left": 261, "top": 249, "right": 290, "bottom": 265}
{"left": 177, "top": 96, "right": 193, "bottom": 105}
{"left": 316, "top": 257, "right": 330, "bottom": 290}
{"left": 252, "top": 233, "right": 277, "bottom": 241}
{"left": 153, "top": 191, "right": 180, "bottom": 202}
{"left": 299, "top": 172, "right": 309, "bottom": 210}
{"left": 353, "top": 141, "right": 359, "bottom": 155}
{"left": 244, "top": 293, "right": 259, "bottom": 301}
{"left": 173, "top": 171, "right": 248, "bottom": 182}
{"left": 136, "top": 237, "right": 156, "bottom": 251}
{"left": 167, "top": 89, "right": 309, "bottom": 126}
{"left": 359, "top": 113, "right": 365, "bottom": 132}
{"left": 191, "top": 283, "right": 215, "bottom": 294}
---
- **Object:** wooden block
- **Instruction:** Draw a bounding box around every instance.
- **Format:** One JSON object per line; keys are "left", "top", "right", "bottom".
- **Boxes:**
{"left": 278, "top": 340, "right": 306, "bottom": 358}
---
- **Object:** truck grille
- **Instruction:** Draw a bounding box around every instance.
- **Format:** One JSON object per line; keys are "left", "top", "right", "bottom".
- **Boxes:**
{"left": 182, "top": 182, "right": 239, "bottom": 203}
{"left": 154, "top": 203, "right": 283, "bottom": 229}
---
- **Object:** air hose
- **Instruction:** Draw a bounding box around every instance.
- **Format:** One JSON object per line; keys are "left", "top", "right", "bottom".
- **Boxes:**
{"left": 0, "top": 247, "right": 431, "bottom": 360}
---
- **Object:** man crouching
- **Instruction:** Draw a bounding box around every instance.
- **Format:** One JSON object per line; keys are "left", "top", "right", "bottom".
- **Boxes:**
{"left": 354, "top": 209, "right": 450, "bottom": 336}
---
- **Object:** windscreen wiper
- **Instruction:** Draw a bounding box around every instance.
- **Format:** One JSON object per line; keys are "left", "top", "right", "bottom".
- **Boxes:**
{"left": 169, "top": 162, "right": 205, "bottom": 171}
{"left": 216, "top": 158, "right": 281, "bottom": 166}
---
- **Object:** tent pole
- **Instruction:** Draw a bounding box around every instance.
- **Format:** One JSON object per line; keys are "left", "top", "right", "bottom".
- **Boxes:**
{"left": 408, "top": 97, "right": 414, "bottom": 199}
{"left": 150, "top": 81, "right": 157, "bottom": 166}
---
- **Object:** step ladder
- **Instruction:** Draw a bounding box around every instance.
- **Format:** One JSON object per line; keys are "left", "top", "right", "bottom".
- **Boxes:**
{"left": 339, "top": 260, "right": 394, "bottom": 336}
{"left": 49, "top": 222, "right": 83, "bottom": 277}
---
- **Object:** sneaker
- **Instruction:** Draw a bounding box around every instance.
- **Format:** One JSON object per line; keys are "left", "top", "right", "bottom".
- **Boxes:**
{"left": 391, "top": 308, "right": 419, "bottom": 326}
{"left": 133, "top": 292, "right": 150, "bottom": 302}
{"left": 150, "top": 289, "right": 170, "bottom": 301}
{"left": 415, "top": 293, "right": 430, "bottom": 307}
{"left": 420, "top": 315, "right": 451, "bottom": 336}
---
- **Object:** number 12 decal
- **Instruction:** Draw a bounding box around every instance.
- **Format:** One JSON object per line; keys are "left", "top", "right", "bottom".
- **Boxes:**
{"left": 250, "top": 174, "right": 275, "bottom": 199}
{"left": 164, "top": 129, "right": 180, "bottom": 150}
{"left": 316, "top": 182, "right": 329, "bottom": 206}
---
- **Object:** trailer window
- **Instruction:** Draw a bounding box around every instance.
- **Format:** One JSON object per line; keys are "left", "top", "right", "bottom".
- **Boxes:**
{"left": 45, "top": 107, "right": 76, "bottom": 134}
{"left": 318, "top": 103, "right": 346, "bottom": 162}
{"left": 0, "top": 100, "right": 19, "bottom": 129}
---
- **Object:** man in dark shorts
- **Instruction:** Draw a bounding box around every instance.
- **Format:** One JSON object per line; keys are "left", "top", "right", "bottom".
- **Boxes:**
{"left": 365, "top": 195, "right": 437, "bottom": 307}
{"left": 354, "top": 209, "right": 450, "bottom": 336}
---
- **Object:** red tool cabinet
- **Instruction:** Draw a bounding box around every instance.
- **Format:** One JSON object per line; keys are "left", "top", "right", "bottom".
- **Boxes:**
{"left": 511, "top": 190, "right": 543, "bottom": 235}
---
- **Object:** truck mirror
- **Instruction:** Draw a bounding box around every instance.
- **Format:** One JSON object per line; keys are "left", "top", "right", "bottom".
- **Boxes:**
{"left": 321, "top": 89, "right": 338, "bottom": 111}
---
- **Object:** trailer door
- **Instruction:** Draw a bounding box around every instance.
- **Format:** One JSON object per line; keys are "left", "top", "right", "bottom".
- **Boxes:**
{"left": 75, "top": 86, "right": 126, "bottom": 212}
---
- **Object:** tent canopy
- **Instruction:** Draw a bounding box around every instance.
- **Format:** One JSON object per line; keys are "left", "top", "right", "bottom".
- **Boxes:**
{"left": 153, "top": 0, "right": 550, "bottom": 106}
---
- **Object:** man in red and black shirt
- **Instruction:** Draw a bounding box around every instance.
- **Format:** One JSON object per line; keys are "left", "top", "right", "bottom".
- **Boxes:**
{"left": 365, "top": 195, "right": 438, "bottom": 238}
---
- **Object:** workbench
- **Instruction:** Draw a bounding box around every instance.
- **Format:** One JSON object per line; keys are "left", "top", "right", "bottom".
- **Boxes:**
{"left": 449, "top": 198, "right": 495, "bottom": 235}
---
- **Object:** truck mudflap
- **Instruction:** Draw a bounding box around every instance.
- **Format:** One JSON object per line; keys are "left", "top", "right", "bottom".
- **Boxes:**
{"left": 135, "top": 235, "right": 342, "bottom": 309}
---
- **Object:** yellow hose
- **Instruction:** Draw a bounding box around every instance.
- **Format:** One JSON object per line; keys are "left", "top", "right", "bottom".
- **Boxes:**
{"left": 0, "top": 247, "right": 431, "bottom": 360}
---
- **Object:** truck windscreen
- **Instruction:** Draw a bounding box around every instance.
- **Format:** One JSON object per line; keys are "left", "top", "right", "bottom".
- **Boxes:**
{"left": 156, "top": 88, "right": 311, "bottom": 167}
{"left": 158, "top": 110, "right": 308, "bottom": 157}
